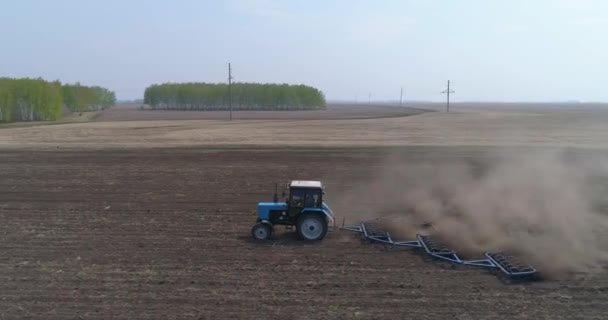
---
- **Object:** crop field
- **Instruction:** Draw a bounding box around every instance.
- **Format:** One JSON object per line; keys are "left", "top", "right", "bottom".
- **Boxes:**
{"left": 1, "top": 104, "right": 608, "bottom": 319}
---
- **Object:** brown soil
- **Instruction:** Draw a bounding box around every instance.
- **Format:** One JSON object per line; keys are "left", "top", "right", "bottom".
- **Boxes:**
{"left": 2, "top": 103, "right": 608, "bottom": 150}
{"left": 95, "top": 103, "right": 427, "bottom": 121}
{"left": 1, "top": 148, "right": 606, "bottom": 319}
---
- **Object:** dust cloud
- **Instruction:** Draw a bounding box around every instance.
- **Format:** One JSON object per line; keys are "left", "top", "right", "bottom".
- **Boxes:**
{"left": 334, "top": 149, "right": 608, "bottom": 276}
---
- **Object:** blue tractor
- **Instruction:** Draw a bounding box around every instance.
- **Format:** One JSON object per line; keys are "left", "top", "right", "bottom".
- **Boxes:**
{"left": 251, "top": 180, "right": 334, "bottom": 241}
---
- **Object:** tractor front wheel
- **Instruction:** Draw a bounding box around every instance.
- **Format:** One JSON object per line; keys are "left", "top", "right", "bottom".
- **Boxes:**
{"left": 251, "top": 223, "right": 272, "bottom": 241}
{"left": 296, "top": 213, "right": 328, "bottom": 241}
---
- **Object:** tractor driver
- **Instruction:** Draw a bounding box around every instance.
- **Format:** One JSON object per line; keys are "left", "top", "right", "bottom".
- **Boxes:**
{"left": 289, "top": 190, "right": 305, "bottom": 217}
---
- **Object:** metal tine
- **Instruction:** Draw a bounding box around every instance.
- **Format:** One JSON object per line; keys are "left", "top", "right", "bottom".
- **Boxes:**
{"left": 341, "top": 217, "right": 539, "bottom": 280}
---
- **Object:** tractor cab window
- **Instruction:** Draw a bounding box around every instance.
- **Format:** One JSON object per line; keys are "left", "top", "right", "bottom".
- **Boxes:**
{"left": 289, "top": 188, "right": 322, "bottom": 209}
{"left": 304, "top": 191, "right": 321, "bottom": 208}
{"left": 290, "top": 189, "right": 306, "bottom": 208}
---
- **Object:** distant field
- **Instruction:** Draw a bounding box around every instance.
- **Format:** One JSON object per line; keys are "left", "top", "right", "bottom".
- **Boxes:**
{"left": 416, "top": 102, "right": 608, "bottom": 112}
{"left": 1, "top": 102, "right": 607, "bottom": 150}
{"left": 94, "top": 103, "right": 427, "bottom": 121}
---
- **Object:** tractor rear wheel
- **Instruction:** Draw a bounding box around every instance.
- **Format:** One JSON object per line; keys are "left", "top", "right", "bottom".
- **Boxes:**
{"left": 296, "top": 213, "right": 328, "bottom": 241}
{"left": 251, "top": 223, "right": 272, "bottom": 241}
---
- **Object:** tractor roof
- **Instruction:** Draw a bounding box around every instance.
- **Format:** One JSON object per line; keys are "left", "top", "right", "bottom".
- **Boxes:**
{"left": 290, "top": 180, "right": 322, "bottom": 188}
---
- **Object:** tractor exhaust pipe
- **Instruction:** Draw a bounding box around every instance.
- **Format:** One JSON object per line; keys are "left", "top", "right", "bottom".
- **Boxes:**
{"left": 273, "top": 183, "right": 278, "bottom": 203}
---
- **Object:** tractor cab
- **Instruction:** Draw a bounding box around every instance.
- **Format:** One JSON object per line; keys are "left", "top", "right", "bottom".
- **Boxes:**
{"left": 286, "top": 180, "right": 323, "bottom": 217}
{"left": 252, "top": 180, "right": 334, "bottom": 241}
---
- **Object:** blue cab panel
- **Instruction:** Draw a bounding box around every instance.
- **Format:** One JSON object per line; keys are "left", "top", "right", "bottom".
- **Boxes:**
{"left": 257, "top": 202, "right": 288, "bottom": 220}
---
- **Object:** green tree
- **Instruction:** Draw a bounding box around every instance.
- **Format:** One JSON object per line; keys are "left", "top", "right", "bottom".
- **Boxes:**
{"left": 143, "top": 82, "right": 326, "bottom": 111}
{"left": 0, "top": 77, "right": 115, "bottom": 123}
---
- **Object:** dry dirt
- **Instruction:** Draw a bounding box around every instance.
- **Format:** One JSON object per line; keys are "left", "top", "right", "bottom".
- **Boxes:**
{"left": 1, "top": 103, "right": 607, "bottom": 319}
{"left": 1, "top": 103, "right": 607, "bottom": 150}
{"left": 94, "top": 103, "right": 427, "bottom": 121}
{"left": 1, "top": 148, "right": 607, "bottom": 319}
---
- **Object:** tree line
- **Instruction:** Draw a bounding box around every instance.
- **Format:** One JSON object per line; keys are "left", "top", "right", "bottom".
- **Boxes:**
{"left": 144, "top": 82, "right": 326, "bottom": 111}
{"left": 63, "top": 84, "right": 116, "bottom": 113}
{"left": 0, "top": 78, "right": 116, "bottom": 123}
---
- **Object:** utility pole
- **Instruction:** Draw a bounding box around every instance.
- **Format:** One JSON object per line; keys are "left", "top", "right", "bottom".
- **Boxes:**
{"left": 228, "top": 63, "right": 233, "bottom": 121}
{"left": 368, "top": 92, "right": 371, "bottom": 105}
{"left": 441, "top": 80, "right": 455, "bottom": 112}
{"left": 400, "top": 87, "right": 403, "bottom": 106}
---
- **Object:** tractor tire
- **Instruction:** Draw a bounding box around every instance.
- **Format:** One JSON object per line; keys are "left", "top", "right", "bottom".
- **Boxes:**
{"left": 296, "top": 213, "right": 328, "bottom": 241}
{"left": 251, "top": 223, "right": 272, "bottom": 241}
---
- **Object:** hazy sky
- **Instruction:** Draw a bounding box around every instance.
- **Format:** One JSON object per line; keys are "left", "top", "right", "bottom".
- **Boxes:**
{"left": 1, "top": 0, "right": 607, "bottom": 101}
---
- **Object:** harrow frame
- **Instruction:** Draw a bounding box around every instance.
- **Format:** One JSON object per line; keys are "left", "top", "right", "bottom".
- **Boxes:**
{"left": 342, "top": 219, "right": 538, "bottom": 279}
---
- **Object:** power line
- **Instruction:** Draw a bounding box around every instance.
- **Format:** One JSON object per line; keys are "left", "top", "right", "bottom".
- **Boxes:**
{"left": 228, "top": 63, "right": 233, "bottom": 121}
{"left": 441, "top": 80, "right": 455, "bottom": 112}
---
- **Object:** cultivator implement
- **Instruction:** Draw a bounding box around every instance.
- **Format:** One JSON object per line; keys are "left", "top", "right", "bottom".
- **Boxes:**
{"left": 341, "top": 220, "right": 423, "bottom": 248}
{"left": 485, "top": 252, "right": 537, "bottom": 276}
{"left": 343, "top": 219, "right": 538, "bottom": 280}
{"left": 417, "top": 234, "right": 461, "bottom": 264}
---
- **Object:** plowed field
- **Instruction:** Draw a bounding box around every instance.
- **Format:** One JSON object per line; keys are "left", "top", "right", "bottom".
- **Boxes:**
{"left": 1, "top": 148, "right": 606, "bottom": 319}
